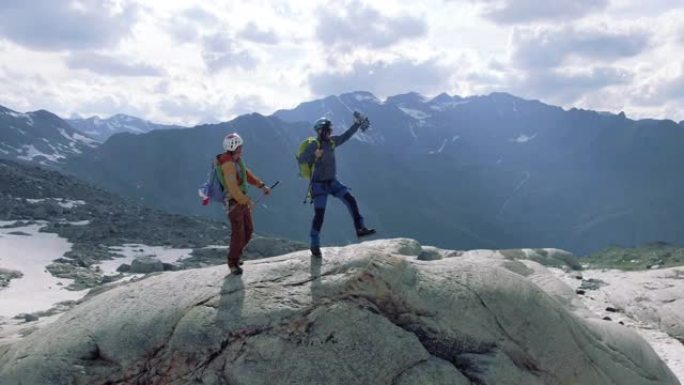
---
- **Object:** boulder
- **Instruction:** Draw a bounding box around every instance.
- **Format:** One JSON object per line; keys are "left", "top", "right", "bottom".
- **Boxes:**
{"left": 129, "top": 256, "right": 164, "bottom": 274}
{"left": 0, "top": 240, "right": 677, "bottom": 385}
{"left": 0, "top": 268, "right": 23, "bottom": 289}
{"left": 243, "top": 236, "right": 307, "bottom": 259}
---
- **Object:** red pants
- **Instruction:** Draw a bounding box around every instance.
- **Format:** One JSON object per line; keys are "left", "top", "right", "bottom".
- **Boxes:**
{"left": 227, "top": 203, "right": 253, "bottom": 268}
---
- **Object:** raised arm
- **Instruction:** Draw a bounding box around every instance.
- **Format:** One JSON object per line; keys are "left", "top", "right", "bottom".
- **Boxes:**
{"left": 332, "top": 121, "right": 361, "bottom": 146}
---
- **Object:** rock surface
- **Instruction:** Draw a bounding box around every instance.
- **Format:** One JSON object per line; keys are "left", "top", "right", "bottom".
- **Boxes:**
{"left": 0, "top": 239, "right": 679, "bottom": 385}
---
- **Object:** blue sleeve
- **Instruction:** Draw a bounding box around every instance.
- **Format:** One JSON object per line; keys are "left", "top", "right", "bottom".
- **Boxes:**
{"left": 332, "top": 122, "right": 361, "bottom": 146}
{"left": 300, "top": 141, "right": 317, "bottom": 164}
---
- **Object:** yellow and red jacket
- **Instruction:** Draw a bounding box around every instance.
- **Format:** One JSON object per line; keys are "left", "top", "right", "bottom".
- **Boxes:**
{"left": 217, "top": 153, "right": 263, "bottom": 205}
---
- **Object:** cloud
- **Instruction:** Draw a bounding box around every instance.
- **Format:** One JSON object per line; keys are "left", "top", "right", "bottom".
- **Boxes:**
{"left": 229, "top": 94, "right": 270, "bottom": 116}
{"left": 181, "top": 7, "right": 219, "bottom": 24}
{"left": 514, "top": 66, "right": 633, "bottom": 102}
{"left": 511, "top": 26, "right": 651, "bottom": 69}
{"left": 308, "top": 58, "right": 450, "bottom": 97}
{"left": 157, "top": 96, "right": 221, "bottom": 124}
{"left": 66, "top": 52, "right": 164, "bottom": 77}
{"left": 315, "top": 1, "right": 427, "bottom": 49}
{"left": 238, "top": 22, "right": 279, "bottom": 45}
{"left": 0, "top": 0, "right": 139, "bottom": 51}
{"left": 449, "top": 0, "right": 608, "bottom": 24}
{"left": 165, "top": 6, "right": 219, "bottom": 44}
{"left": 202, "top": 32, "right": 259, "bottom": 73}
{"left": 77, "top": 94, "right": 148, "bottom": 118}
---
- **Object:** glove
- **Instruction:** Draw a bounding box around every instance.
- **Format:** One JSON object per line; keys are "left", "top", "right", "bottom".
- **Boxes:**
{"left": 353, "top": 111, "right": 370, "bottom": 131}
{"left": 353, "top": 111, "right": 366, "bottom": 124}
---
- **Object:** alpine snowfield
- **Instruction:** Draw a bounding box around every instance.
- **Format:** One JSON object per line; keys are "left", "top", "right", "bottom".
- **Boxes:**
{"left": 0, "top": 223, "right": 85, "bottom": 317}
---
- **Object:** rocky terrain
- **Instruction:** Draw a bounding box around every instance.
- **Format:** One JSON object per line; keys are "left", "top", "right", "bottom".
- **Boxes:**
{"left": 0, "top": 159, "right": 306, "bottom": 324}
{"left": 0, "top": 239, "right": 679, "bottom": 385}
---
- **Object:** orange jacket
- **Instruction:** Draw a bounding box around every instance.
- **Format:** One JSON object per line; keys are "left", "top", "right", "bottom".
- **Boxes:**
{"left": 218, "top": 153, "right": 263, "bottom": 205}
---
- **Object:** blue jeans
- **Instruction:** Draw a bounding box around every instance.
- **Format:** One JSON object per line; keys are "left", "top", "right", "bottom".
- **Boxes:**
{"left": 310, "top": 179, "right": 365, "bottom": 247}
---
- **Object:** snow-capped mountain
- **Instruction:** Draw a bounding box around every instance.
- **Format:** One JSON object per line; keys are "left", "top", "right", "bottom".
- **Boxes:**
{"left": 0, "top": 105, "right": 97, "bottom": 165}
{"left": 67, "top": 114, "right": 183, "bottom": 142}
{"left": 63, "top": 91, "right": 684, "bottom": 254}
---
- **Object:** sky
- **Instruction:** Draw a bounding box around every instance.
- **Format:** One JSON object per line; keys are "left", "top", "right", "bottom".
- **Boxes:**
{"left": 0, "top": 0, "right": 682, "bottom": 125}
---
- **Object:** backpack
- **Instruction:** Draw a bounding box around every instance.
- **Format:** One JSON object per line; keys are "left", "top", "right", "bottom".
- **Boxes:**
{"left": 197, "top": 154, "right": 247, "bottom": 206}
{"left": 198, "top": 158, "right": 226, "bottom": 205}
{"left": 296, "top": 137, "right": 334, "bottom": 179}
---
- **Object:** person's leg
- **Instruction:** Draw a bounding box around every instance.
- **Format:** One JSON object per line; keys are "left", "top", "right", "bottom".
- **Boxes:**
{"left": 331, "top": 180, "right": 364, "bottom": 230}
{"left": 230, "top": 207, "right": 254, "bottom": 268}
{"left": 227, "top": 205, "right": 246, "bottom": 269}
{"left": 310, "top": 197, "right": 328, "bottom": 247}
{"left": 244, "top": 208, "right": 254, "bottom": 246}
{"left": 310, "top": 182, "right": 329, "bottom": 256}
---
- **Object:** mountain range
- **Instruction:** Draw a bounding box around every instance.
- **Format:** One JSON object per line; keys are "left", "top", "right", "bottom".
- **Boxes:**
{"left": 67, "top": 114, "right": 183, "bottom": 142}
{"left": 2, "top": 91, "right": 684, "bottom": 254}
{"left": 0, "top": 106, "right": 97, "bottom": 165}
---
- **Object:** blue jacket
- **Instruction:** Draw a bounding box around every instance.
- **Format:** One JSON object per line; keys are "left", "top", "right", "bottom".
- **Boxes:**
{"left": 301, "top": 121, "right": 361, "bottom": 182}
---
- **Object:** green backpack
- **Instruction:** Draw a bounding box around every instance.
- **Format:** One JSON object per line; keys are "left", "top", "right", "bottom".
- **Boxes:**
{"left": 296, "top": 137, "right": 334, "bottom": 179}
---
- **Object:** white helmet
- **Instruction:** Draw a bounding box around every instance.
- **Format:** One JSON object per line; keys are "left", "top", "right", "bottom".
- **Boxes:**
{"left": 223, "top": 132, "right": 244, "bottom": 152}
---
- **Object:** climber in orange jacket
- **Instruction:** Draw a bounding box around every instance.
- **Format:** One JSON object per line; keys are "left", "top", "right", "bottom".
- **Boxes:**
{"left": 219, "top": 132, "right": 271, "bottom": 275}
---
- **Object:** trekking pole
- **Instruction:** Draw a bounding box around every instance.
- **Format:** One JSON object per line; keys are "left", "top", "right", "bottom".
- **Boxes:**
{"left": 302, "top": 180, "right": 313, "bottom": 205}
{"left": 302, "top": 157, "right": 320, "bottom": 205}
{"left": 253, "top": 181, "right": 280, "bottom": 206}
{"left": 229, "top": 181, "right": 280, "bottom": 214}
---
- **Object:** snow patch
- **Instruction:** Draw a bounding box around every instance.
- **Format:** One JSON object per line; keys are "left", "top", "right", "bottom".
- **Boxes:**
{"left": 71, "top": 131, "right": 98, "bottom": 146}
{"left": 66, "top": 220, "right": 90, "bottom": 226}
{"left": 21, "top": 198, "right": 86, "bottom": 209}
{"left": 57, "top": 127, "right": 73, "bottom": 141}
{"left": 0, "top": 224, "right": 86, "bottom": 317}
{"left": 409, "top": 125, "right": 418, "bottom": 139}
{"left": 399, "top": 107, "right": 430, "bottom": 120}
{"left": 511, "top": 133, "right": 538, "bottom": 143}
{"left": 429, "top": 100, "right": 471, "bottom": 111}
{"left": 429, "top": 138, "right": 448, "bottom": 154}
{"left": 352, "top": 93, "right": 380, "bottom": 104}
{"left": 5, "top": 110, "right": 27, "bottom": 119}
{"left": 17, "top": 145, "right": 65, "bottom": 162}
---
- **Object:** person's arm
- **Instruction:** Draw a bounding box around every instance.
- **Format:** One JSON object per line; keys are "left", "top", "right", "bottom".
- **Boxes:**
{"left": 246, "top": 169, "right": 264, "bottom": 187}
{"left": 246, "top": 169, "right": 271, "bottom": 195}
{"left": 221, "top": 161, "right": 250, "bottom": 205}
{"left": 332, "top": 121, "right": 361, "bottom": 146}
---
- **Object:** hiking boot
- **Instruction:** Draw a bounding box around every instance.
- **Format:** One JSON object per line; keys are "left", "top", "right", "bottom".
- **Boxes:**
{"left": 356, "top": 227, "right": 376, "bottom": 238}
{"left": 310, "top": 246, "right": 322, "bottom": 258}
{"left": 229, "top": 266, "right": 243, "bottom": 275}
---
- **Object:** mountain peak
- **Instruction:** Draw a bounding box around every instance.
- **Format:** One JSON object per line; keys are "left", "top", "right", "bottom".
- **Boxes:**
{"left": 429, "top": 92, "right": 459, "bottom": 104}
{"left": 339, "top": 91, "right": 380, "bottom": 104}
{"left": 386, "top": 92, "right": 428, "bottom": 106}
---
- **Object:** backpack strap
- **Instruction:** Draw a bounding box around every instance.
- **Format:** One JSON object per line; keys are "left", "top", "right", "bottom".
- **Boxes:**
{"left": 217, "top": 153, "right": 248, "bottom": 193}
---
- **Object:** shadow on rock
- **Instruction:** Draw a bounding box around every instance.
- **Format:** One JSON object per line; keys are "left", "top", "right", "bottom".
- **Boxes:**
{"left": 216, "top": 275, "right": 245, "bottom": 329}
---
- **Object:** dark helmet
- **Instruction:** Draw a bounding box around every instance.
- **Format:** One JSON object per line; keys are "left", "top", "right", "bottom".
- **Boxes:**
{"left": 313, "top": 117, "right": 332, "bottom": 133}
